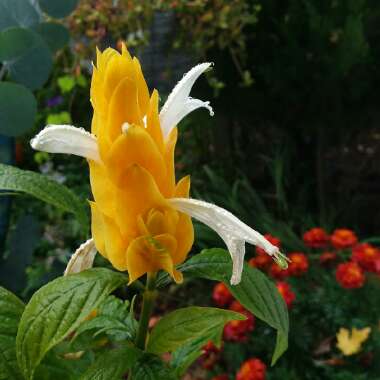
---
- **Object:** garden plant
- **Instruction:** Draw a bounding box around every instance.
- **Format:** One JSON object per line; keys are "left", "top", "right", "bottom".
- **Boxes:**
{"left": 1, "top": 1, "right": 380, "bottom": 380}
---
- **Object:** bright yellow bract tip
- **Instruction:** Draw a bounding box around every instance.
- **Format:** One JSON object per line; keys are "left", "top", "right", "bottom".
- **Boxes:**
{"left": 89, "top": 45, "right": 194, "bottom": 283}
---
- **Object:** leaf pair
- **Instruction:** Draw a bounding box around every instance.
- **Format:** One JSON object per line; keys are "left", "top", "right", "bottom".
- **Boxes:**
{"left": 157, "top": 248, "right": 289, "bottom": 365}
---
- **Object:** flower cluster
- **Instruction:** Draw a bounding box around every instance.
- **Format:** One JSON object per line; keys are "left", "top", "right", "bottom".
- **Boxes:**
{"left": 251, "top": 228, "right": 379, "bottom": 291}
{"left": 205, "top": 226, "right": 377, "bottom": 378}
{"left": 236, "top": 358, "right": 267, "bottom": 380}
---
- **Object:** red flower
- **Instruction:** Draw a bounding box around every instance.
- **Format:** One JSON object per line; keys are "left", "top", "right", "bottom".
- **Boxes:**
{"left": 352, "top": 243, "right": 380, "bottom": 272}
{"left": 288, "top": 252, "right": 309, "bottom": 276}
{"left": 256, "top": 234, "right": 281, "bottom": 255}
{"left": 276, "top": 281, "right": 296, "bottom": 308}
{"left": 331, "top": 229, "right": 358, "bottom": 249}
{"left": 224, "top": 301, "right": 255, "bottom": 342}
{"left": 319, "top": 251, "right": 338, "bottom": 266}
{"left": 303, "top": 227, "right": 330, "bottom": 248}
{"left": 269, "top": 262, "right": 289, "bottom": 280}
{"left": 200, "top": 341, "right": 221, "bottom": 370}
{"left": 212, "top": 375, "right": 229, "bottom": 380}
{"left": 236, "top": 358, "right": 267, "bottom": 380}
{"left": 336, "top": 262, "right": 365, "bottom": 289}
{"left": 248, "top": 255, "right": 272, "bottom": 270}
{"left": 213, "top": 282, "right": 233, "bottom": 307}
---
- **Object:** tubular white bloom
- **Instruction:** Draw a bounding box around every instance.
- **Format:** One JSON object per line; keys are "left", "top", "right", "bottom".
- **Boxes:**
{"left": 159, "top": 63, "right": 214, "bottom": 140}
{"left": 169, "top": 198, "right": 289, "bottom": 285}
{"left": 30, "top": 125, "right": 101, "bottom": 162}
{"left": 64, "top": 238, "right": 97, "bottom": 276}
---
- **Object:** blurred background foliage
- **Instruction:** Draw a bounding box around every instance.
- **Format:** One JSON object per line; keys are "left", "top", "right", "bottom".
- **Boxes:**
{"left": 1, "top": 0, "right": 380, "bottom": 378}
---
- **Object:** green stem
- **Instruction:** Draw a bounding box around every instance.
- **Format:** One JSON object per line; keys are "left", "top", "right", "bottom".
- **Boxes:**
{"left": 135, "top": 272, "right": 157, "bottom": 350}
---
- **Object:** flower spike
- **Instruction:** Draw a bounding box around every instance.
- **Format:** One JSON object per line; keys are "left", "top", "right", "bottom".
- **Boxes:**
{"left": 31, "top": 125, "right": 101, "bottom": 162}
{"left": 159, "top": 63, "right": 214, "bottom": 139}
{"left": 169, "top": 198, "right": 289, "bottom": 285}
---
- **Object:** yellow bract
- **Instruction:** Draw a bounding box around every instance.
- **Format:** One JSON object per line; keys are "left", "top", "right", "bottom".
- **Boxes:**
{"left": 89, "top": 45, "right": 194, "bottom": 283}
{"left": 336, "top": 327, "right": 371, "bottom": 356}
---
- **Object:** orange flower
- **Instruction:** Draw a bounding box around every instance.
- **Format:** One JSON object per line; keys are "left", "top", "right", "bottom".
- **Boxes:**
{"left": 287, "top": 252, "right": 309, "bottom": 276}
{"left": 319, "top": 251, "right": 338, "bottom": 266}
{"left": 351, "top": 243, "right": 380, "bottom": 273}
{"left": 331, "top": 229, "right": 358, "bottom": 249}
{"left": 224, "top": 301, "right": 255, "bottom": 342}
{"left": 256, "top": 234, "right": 281, "bottom": 255}
{"left": 276, "top": 281, "right": 295, "bottom": 308}
{"left": 236, "top": 358, "right": 266, "bottom": 380}
{"left": 336, "top": 262, "right": 365, "bottom": 289}
{"left": 303, "top": 227, "right": 329, "bottom": 248}
{"left": 248, "top": 255, "right": 272, "bottom": 270}
{"left": 212, "top": 282, "right": 233, "bottom": 307}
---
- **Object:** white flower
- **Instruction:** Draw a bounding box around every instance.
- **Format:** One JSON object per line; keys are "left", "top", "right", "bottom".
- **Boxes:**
{"left": 31, "top": 124, "right": 101, "bottom": 162}
{"left": 159, "top": 63, "right": 214, "bottom": 140}
{"left": 169, "top": 198, "right": 288, "bottom": 285}
{"left": 64, "top": 239, "right": 97, "bottom": 275}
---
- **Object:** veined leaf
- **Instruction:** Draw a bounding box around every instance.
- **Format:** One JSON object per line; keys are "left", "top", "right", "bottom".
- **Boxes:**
{"left": 157, "top": 248, "right": 289, "bottom": 364}
{"left": 16, "top": 268, "right": 127, "bottom": 380}
{"left": 130, "top": 354, "right": 177, "bottom": 380}
{"left": 147, "top": 306, "right": 244, "bottom": 355}
{"left": 171, "top": 329, "right": 220, "bottom": 377}
{"left": 76, "top": 296, "right": 138, "bottom": 342}
{"left": 80, "top": 345, "right": 142, "bottom": 380}
{"left": 0, "top": 287, "right": 25, "bottom": 380}
{"left": 0, "top": 164, "right": 89, "bottom": 231}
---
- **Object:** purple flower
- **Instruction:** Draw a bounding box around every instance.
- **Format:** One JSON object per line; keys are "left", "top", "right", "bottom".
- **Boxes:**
{"left": 46, "top": 95, "right": 63, "bottom": 108}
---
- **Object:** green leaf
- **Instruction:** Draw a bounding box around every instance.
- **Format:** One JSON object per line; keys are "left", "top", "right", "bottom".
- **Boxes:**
{"left": 0, "top": 27, "right": 52, "bottom": 90}
{"left": 16, "top": 268, "right": 128, "bottom": 380}
{"left": 0, "top": 215, "right": 41, "bottom": 293}
{"left": 0, "top": 82, "right": 36, "bottom": 137}
{"left": 76, "top": 296, "right": 138, "bottom": 342}
{"left": 38, "top": 0, "right": 79, "bottom": 18}
{"left": 46, "top": 111, "right": 72, "bottom": 125}
{"left": 0, "top": 164, "right": 89, "bottom": 231}
{"left": 0, "top": 287, "right": 25, "bottom": 380}
{"left": 147, "top": 306, "right": 244, "bottom": 355}
{"left": 130, "top": 354, "right": 177, "bottom": 380}
{"left": 57, "top": 75, "right": 76, "bottom": 94}
{"left": 170, "top": 332, "right": 219, "bottom": 377}
{"left": 157, "top": 248, "right": 289, "bottom": 364}
{"left": 32, "top": 23, "right": 70, "bottom": 53}
{"left": 80, "top": 345, "right": 142, "bottom": 380}
{"left": 0, "top": 0, "right": 39, "bottom": 32}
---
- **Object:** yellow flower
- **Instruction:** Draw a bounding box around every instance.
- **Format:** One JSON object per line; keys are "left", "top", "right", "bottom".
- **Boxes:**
{"left": 31, "top": 44, "right": 287, "bottom": 285}
{"left": 336, "top": 327, "right": 371, "bottom": 356}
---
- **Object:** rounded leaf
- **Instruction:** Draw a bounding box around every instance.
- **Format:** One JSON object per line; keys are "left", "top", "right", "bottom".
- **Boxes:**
{"left": 0, "top": 27, "right": 52, "bottom": 90}
{"left": 0, "top": 0, "right": 39, "bottom": 32}
{"left": 32, "top": 22, "right": 69, "bottom": 53}
{"left": 38, "top": 0, "right": 79, "bottom": 18}
{"left": 0, "top": 82, "right": 36, "bottom": 137}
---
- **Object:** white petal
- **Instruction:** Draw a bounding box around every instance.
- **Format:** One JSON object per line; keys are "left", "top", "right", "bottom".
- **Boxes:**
{"left": 159, "top": 63, "right": 214, "bottom": 139}
{"left": 169, "top": 198, "right": 288, "bottom": 285}
{"left": 64, "top": 238, "right": 97, "bottom": 276}
{"left": 31, "top": 125, "right": 101, "bottom": 162}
